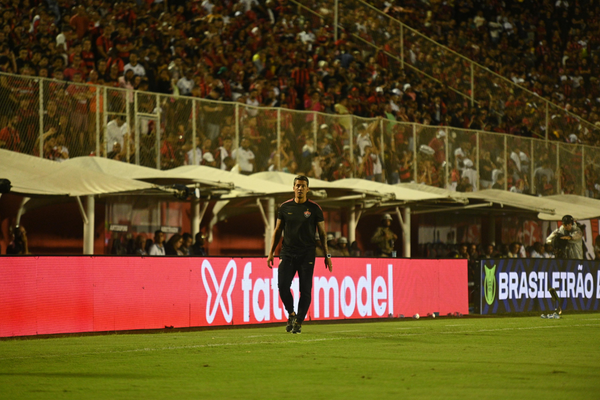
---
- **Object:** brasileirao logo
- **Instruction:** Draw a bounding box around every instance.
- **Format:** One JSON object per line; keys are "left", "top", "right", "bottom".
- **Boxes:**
{"left": 484, "top": 264, "right": 497, "bottom": 306}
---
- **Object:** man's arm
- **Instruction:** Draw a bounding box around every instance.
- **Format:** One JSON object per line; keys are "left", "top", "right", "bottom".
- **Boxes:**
{"left": 267, "top": 218, "right": 283, "bottom": 268}
{"left": 317, "top": 221, "right": 333, "bottom": 272}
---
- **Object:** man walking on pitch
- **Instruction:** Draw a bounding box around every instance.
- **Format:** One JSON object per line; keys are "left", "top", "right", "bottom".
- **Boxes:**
{"left": 268, "top": 175, "right": 333, "bottom": 334}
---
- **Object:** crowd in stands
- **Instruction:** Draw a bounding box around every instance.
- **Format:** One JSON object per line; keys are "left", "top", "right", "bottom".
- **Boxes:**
{"left": 0, "top": 0, "right": 598, "bottom": 198}
{"left": 374, "top": 0, "right": 600, "bottom": 144}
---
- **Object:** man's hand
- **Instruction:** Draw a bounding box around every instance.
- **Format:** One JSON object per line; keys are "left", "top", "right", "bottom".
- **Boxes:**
{"left": 560, "top": 236, "right": 572, "bottom": 240}
{"left": 267, "top": 253, "right": 274, "bottom": 269}
{"left": 325, "top": 257, "right": 332, "bottom": 272}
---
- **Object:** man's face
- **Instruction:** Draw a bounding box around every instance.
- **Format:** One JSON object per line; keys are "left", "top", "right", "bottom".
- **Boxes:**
{"left": 564, "top": 223, "right": 573, "bottom": 231}
{"left": 155, "top": 232, "right": 165, "bottom": 244}
{"left": 293, "top": 179, "right": 308, "bottom": 200}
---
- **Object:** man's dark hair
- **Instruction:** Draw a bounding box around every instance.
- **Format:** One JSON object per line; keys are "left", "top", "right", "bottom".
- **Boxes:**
{"left": 154, "top": 229, "right": 163, "bottom": 236}
{"left": 294, "top": 175, "right": 309, "bottom": 187}
{"left": 562, "top": 215, "right": 574, "bottom": 225}
{"left": 182, "top": 233, "right": 193, "bottom": 242}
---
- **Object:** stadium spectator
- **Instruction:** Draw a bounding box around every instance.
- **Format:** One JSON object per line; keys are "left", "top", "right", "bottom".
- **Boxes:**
{"left": 370, "top": 213, "right": 398, "bottom": 257}
{"left": 165, "top": 233, "right": 184, "bottom": 256}
{"left": 148, "top": 230, "right": 166, "bottom": 256}
{"left": 190, "top": 233, "right": 207, "bottom": 256}
{"left": 6, "top": 225, "right": 29, "bottom": 255}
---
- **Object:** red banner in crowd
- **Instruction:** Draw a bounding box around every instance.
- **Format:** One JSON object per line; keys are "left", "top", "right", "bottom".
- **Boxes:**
{"left": 0, "top": 257, "right": 467, "bottom": 337}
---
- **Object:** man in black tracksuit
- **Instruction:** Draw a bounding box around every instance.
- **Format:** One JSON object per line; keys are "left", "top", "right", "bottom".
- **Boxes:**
{"left": 267, "top": 175, "right": 333, "bottom": 334}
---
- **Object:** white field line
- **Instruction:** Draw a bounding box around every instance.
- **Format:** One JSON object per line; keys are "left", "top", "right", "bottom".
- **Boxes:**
{"left": 1, "top": 322, "right": 599, "bottom": 361}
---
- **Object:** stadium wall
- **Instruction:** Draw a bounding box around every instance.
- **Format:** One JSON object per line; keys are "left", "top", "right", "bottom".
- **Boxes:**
{"left": 0, "top": 256, "right": 467, "bottom": 337}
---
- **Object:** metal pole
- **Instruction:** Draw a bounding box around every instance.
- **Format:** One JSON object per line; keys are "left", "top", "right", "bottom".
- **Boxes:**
{"left": 412, "top": 124, "right": 417, "bottom": 182}
{"left": 103, "top": 87, "right": 108, "bottom": 157}
{"left": 581, "top": 145, "right": 585, "bottom": 196}
{"left": 96, "top": 87, "right": 101, "bottom": 158}
{"left": 545, "top": 101, "right": 549, "bottom": 141}
{"left": 445, "top": 129, "right": 449, "bottom": 189}
{"left": 38, "top": 78, "right": 44, "bottom": 158}
{"left": 84, "top": 195, "right": 95, "bottom": 255}
{"left": 476, "top": 131, "right": 480, "bottom": 190}
{"left": 134, "top": 91, "right": 140, "bottom": 165}
{"left": 192, "top": 197, "right": 200, "bottom": 238}
{"left": 400, "top": 24, "right": 404, "bottom": 70}
{"left": 334, "top": 0, "right": 339, "bottom": 42}
{"left": 156, "top": 94, "right": 161, "bottom": 169}
{"left": 349, "top": 117, "right": 355, "bottom": 177}
{"left": 349, "top": 200, "right": 356, "bottom": 244}
{"left": 556, "top": 144, "right": 561, "bottom": 194}
{"left": 266, "top": 197, "right": 275, "bottom": 255}
{"left": 504, "top": 135, "right": 508, "bottom": 191}
{"left": 192, "top": 99, "right": 197, "bottom": 165}
{"left": 277, "top": 108, "right": 282, "bottom": 171}
{"left": 470, "top": 63, "right": 475, "bottom": 107}
{"left": 396, "top": 206, "right": 411, "bottom": 258}
{"left": 379, "top": 118, "right": 384, "bottom": 182}
{"left": 531, "top": 140, "right": 536, "bottom": 195}
{"left": 235, "top": 103, "right": 240, "bottom": 165}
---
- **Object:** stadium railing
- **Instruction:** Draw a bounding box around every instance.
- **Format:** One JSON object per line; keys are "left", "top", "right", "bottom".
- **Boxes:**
{"left": 0, "top": 70, "right": 598, "bottom": 198}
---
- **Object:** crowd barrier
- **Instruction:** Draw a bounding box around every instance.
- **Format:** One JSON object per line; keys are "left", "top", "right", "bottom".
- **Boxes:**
{"left": 0, "top": 256, "right": 467, "bottom": 337}
{"left": 2, "top": 70, "right": 599, "bottom": 198}
{"left": 480, "top": 258, "right": 600, "bottom": 314}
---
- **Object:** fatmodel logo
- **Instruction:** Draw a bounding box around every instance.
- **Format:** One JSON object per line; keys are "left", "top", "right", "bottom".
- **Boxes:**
{"left": 484, "top": 265, "right": 497, "bottom": 306}
{"left": 201, "top": 259, "right": 237, "bottom": 324}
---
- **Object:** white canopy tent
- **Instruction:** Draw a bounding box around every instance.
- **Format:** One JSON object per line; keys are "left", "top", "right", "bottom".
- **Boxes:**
{"left": 252, "top": 174, "right": 465, "bottom": 257}
{"left": 0, "top": 150, "right": 162, "bottom": 254}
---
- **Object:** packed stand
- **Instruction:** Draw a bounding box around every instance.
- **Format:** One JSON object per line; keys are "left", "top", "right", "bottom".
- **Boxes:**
{"left": 0, "top": 0, "right": 598, "bottom": 198}
{"left": 367, "top": 0, "right": 600, "bottom": 144}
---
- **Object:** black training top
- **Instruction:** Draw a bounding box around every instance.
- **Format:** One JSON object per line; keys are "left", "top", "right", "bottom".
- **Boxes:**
{"left": 278, "top": 198, "right": 324, "bottom": 256}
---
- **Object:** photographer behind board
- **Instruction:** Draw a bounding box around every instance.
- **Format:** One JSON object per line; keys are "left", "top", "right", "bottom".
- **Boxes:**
{"left": 546, "top": 215, "right": 583, "bottom": 260}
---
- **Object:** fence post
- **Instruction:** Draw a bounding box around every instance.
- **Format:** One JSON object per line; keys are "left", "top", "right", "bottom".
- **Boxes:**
{"left": 444, "top": 128, "right": 449, "bottom": 189}
{"left": 192, "top": 98, "right": 197, "bottom": 165}
{"left": 103, "top": 87, "right": 108, "bottom": 157}
{"left": 379, "top": 118, "right": 384, "bottom": 182}
{"left": 349, "top": 117, "right": 354, "bottom": 178}
{"left": 581, "top": 145, "right": 585, "bottom": 196}
{"left": 95, "top": 87, "right": 101, "bottom": 158}
{"left": 235, "top": 102, "right": 240, "bottom": 165}
{"left": 503, "top": 135, "right": 508, "bottom": 191}
{"left": 38, "top": 78, "right": 44, "bottom": 158}
{"left": 334, "top": 0, "right": 339, "bottom": 42}
{"left": 476, "top": 131, "right": 480, "bottom": 191}
{"left": 277, "top": 108, "right": 282, "bottom": 171}
{"left": 134, "top": 91, "right": 140, "bottom": 165}
{"left": 400, "top": 24, "right": 404, "bottom": 70}
{"left": 412, "top": 124, "right": 417, "bottom": 182}
{"left": 156, "top": 94, "right": 161, "bottom": 169}
{"left": 556, "top": 144, "right": 561, "bottom": 194}
{"left": 470, "top": 63, "right": 475, "bottom": 107}
{"left": 545, "top": 101, "right": 549, "bottom": 141}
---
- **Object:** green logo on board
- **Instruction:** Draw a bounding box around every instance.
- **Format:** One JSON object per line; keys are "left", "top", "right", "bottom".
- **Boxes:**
{"left": 484, "top": 265, "right": 497, "bottom": 306}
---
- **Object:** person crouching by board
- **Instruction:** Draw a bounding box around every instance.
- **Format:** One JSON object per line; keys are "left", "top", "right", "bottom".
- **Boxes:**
{"left": 546, "top": 215, "right": 583, "bottom": 260}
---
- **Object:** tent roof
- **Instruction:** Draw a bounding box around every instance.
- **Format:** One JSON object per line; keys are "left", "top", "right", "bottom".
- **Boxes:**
{"left": 538, "top": 194, "right": 600, "bottom": 220}
{"left": 63, "top": 158, "right": 233, "bottom": 190}
{"left": 170, "top": 166, "right": 293, "bottom": 196}
{"left": 0, "top": 150, "right": 157, "bottom": 197}
{"left": 253, "top": 173, "right": 460, "bottom": 204}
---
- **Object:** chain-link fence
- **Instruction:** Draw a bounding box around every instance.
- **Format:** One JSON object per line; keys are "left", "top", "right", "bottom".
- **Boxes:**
{"left": 1, "top": 70, "right": 599, "bottom": 198}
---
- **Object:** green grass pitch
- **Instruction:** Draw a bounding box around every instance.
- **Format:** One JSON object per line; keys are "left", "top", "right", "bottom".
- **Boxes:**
{"left": 1, "top": 314, "right": 599, "bottom": 399}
